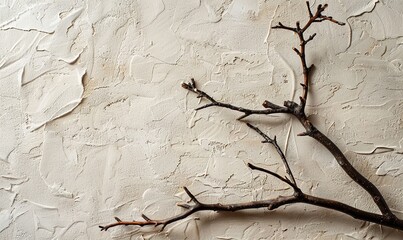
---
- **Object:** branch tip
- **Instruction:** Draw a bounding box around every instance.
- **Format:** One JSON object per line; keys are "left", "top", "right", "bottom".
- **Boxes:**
{"left": 181, "top": 82, "right": 190, "bottom": 90}
{"left": 195, "top": 103, "right": 215, "bottom": 111}
{"left": 292, "top": 47, "right": 301, "bottom": 56}
{"left": 183, "top": 187, "right": 200, "bottom": 204}
{"left": 177, "top": 203, "right": 191, "bottom": 209}
{"left": 306, "top": 33, "right": 317, "bottom": 43}
{"left": 297, "top": 131, "right": 309, "bottom": 136}
{"left": 306, "top": 1, "right": 313, "bottom": 17}
{"left": 161, "top": 223, "right": 168, "bottom": 231}
{"left": 262, "top": 100, "right": 282, "bottom": 109}
{"left": 237, "top": 113, "right": 250, "bottom": 121}
{"left": 141, "top": 214, "right": 151, "bottom": 221}
{"left": 317, "top": 4, "right": 323, "bottom": 11}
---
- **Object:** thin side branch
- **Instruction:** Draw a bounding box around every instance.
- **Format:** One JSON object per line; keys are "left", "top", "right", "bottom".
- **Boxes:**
{"left": 271, "top": 22, "right": 297, "bottom": 32}
{"left": 246, "top": 123, "right": 297, "bottom": 186}
{"left": 182, "top": 79, "right": 291, "bottom": 120}
{"left": 272, "top": 1, "right": 345, "bottom": 111}
{"left": 247, "top": 163, "right": 300, "bottom": 193}
{"left": 306, "top": 1, "right": 313, "bottom": 17}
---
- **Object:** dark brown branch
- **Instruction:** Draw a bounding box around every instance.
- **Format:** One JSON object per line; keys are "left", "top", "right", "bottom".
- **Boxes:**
{"left": 100, "top": 187, "right": 403, "bottom": 232}
{"left": 181, "top": 0, "right": 397, "bottom": 225}
{"left": 246, "top": 123, "right": 297, "bottom": 187}
{"left": 265, "top": 4, "right": 397, "bottom": 220}
{"left": 247, "top": 163, "right": 300, "bottom": 193}
{"left": 306, "top": 1, "right": 313, "bottom": 17}
{"left": 309, "top": 125, "right": 397, "bottom": 218}
{"left": 182, "top": 79, "right": 291, "bottom": 120}
{"left": 271, "top": 22, "right": 297, "bottom": 33}
{"left": 273, "top": 1, "right": 344, "bottom": 111}
{"left": 285, "top": 104, "right": 396, "bottom": 219}
{"left": 101, "top": 1, "right": 402, "bottom": 234}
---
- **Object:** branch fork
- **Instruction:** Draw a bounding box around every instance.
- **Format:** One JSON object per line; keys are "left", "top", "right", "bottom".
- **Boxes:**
{"left": 101, "top": 1, "right": 403, "bottom": 233}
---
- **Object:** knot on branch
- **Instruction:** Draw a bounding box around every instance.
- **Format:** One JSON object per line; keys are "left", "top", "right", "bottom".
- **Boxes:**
{"left": 283, "top": 100, "right": 299, "bottom": 110}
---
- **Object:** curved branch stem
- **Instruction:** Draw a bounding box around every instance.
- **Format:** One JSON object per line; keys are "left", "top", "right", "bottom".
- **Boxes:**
{"left": 182, "top": 79, "right": 291, "bottom": 120}
{"left": 247, "top": 163, "right": 300, "bottom": 193}
{"left": 246, "top": 123, "right": 297, "bottom": 186}
{"left": 308, "top": 122, "right": 396, "bottom": 219}
{"left": 100, "top": 188, "right": 403, "bottom": 232}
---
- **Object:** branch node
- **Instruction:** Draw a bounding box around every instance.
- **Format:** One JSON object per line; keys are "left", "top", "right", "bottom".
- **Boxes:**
{"left": 299, "top": 96, "right": 306, "bottom": 104}
{"left": 292, "top": 47, "right": 302, "bottom": 56}
{"left": 284, "top": 100, "right": 298, "bottom": 110}
{"left": 317, "top": 4, "right": 323, "bottom": 12}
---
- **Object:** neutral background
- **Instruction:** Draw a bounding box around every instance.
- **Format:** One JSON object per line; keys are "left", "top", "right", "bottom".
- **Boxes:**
{"left": 1, "top": 0, "right": 402, "bottom": 239}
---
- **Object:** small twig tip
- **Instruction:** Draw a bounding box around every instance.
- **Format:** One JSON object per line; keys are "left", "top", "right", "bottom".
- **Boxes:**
{"left": 141, "top": 214, "right": 151, "bottom": 221}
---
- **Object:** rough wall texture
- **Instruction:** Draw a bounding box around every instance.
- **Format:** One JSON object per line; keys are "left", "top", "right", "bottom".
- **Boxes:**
{"left": 1, "top": 0, "right": 402, "bottom": 239}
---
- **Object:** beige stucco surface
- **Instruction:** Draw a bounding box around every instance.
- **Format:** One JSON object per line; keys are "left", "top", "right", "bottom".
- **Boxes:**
{"left": 0, "top": 0, "right": 402, "bottom": 239}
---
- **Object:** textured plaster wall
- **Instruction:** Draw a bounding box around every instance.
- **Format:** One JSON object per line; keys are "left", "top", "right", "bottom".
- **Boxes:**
{"left": 0, "top": 0, "right": 403, "bottom": 239}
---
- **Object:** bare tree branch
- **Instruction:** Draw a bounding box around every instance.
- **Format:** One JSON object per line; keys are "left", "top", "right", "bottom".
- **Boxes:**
{"left": 100, "top": 1, "right": 403, "bottom": 234}
{"left": 100, "top": 187, "right": 403, "bottom": 232}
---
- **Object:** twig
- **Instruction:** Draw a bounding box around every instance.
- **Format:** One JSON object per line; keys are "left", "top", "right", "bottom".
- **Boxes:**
{"left": 272, "top": 1, "right": 344, "bottom": 111}
{"left": 182, "top": 79, "right": 291, "bottom": 120}
{"left": 246, "top": 123, "right": 297, "bottom": 187}
{"left": 247, "top": 163, "right": 300, "bottom": 193}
